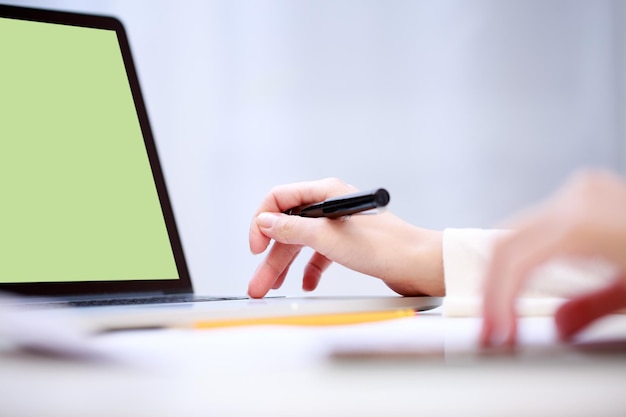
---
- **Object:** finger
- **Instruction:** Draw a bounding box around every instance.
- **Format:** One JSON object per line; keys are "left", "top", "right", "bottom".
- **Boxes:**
{"left": 555, "top": 278, "right": 626, "bottom": 341}
{"left": 302, "top": 252, "right": 333, "bottom": 292}
{"left": 272, "top": 268, "right": 288, "bottom": 290}
{"left": 481, "top": 210, "right": 566, "bottom": 347}
{"left": 249, "top": 216, "right": 272, "bottom": 255}
{"left": 479, "top": 316, "right": 494, "bottom": 348}
{"left": 249, "top": 212, "right": 341, "bottom": 298}
{"left": 255, "top": 178, "right": 356, "bottom": 215}
{"left": 248, "top": 241, "right": 302, "bottom": 298}
{"left": 249, "top": 178, "right": 355, "bottom": 254}
{"left": 479, "top": 305, "right": 518, "bottom": 348}
{"left": 481, "top": 241, "right": 540, "bottom": 347}
{"left": 480, "top": 300, "right": 518, "bottom": 348}
{"left": 254, "top": 212, "right": 326, "bottom": 248}
{"left": 272, "top": 250, "right": 301, "bottom": 290}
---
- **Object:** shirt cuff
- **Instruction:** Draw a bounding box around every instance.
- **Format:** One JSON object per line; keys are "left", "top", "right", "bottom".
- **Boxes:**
{"left": 441, "top": 228, "right": 617, "bottom": 317}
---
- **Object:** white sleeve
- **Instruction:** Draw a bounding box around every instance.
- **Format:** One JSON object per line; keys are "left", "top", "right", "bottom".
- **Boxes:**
{"left": 441, "top": 228, "right": 617, "bottom": 317}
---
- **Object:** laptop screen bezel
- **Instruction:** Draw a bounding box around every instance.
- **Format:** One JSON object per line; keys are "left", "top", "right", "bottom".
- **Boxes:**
{"left": 0, "top": 4, "right": 194, "bottom": 297}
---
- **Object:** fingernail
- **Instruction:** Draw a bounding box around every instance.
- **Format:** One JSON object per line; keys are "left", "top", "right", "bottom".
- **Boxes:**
{"left": 256, "top": 212, "right": 278, "bottom": 229}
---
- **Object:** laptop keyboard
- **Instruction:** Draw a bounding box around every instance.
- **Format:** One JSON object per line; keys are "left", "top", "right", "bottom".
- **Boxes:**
{"left": 65, "top": 295, "right": 245, "bottom": 307}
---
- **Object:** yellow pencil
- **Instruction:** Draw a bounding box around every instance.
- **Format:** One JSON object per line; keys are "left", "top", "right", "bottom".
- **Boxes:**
{"left": 191, "top": 309, "right": 416, "bottom": 329}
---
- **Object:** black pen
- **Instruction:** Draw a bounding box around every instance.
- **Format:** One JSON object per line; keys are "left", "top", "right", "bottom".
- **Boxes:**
{"left": 284, "top": 188, "right": 390, "bottom": 219}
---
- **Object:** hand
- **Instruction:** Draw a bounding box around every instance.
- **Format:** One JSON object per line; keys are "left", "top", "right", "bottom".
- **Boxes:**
{"left": 480, "top": 170, "right": 626, "bottom": 347}
{"left": 248, "top": 178, "right": 445, "bottom": 298}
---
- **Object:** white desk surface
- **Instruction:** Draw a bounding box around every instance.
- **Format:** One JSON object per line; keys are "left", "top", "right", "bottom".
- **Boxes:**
{"left": 2, "top": 307, "right": 626, "bottom": 417}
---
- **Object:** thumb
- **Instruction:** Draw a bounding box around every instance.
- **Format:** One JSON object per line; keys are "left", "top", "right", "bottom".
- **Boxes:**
{"left": 555, "top": 279, "right": 626, "bottom": 342}
{"left": 255, "top": 212, "right": 319, "bottom": 246}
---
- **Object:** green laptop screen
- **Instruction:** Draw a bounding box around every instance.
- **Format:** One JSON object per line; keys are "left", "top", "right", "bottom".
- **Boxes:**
{"left": 0, "top": 17, "right": 180, "bottom": 283}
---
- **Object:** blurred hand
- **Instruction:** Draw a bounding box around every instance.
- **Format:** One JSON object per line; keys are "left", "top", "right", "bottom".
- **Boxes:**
{"left": 248, "top": 178, "right": 444, "bottom": 298}
{"left": 481, "top": 170, "right": 626, "bottom": 347}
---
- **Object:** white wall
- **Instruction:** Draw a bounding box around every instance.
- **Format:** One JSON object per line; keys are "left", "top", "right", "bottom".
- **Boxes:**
{"left": 6, "top": 0, "right": 624, "bottom": 296}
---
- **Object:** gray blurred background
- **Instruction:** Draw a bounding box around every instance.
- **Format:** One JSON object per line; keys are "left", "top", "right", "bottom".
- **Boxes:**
{"left": 6, "top": 0, "right": 626, "bottom": 296}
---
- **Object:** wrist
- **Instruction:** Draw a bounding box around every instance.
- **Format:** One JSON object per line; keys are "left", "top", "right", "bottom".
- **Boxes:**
{"left": 384, "top": 225, "right": 445, "bottom": 297}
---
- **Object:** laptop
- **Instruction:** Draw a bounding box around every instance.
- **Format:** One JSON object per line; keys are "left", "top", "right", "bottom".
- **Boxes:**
{"left": 0, "top": 4, "right": 441, "bottom": 331}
